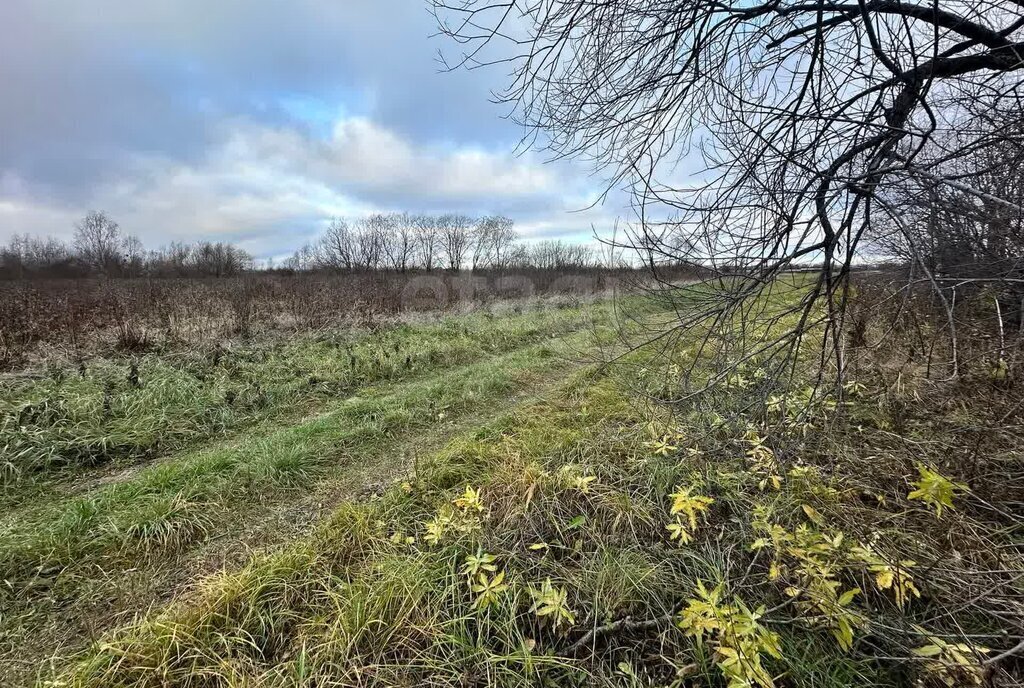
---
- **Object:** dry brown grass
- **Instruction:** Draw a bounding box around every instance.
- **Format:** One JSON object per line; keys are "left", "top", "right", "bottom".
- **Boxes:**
{"left": 0, "top": 267, "right": 680, "bottom": 369}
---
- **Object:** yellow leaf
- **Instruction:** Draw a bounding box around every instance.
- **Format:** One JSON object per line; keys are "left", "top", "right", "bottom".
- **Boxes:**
{"left": 801, "top": 504, "right": 825, "bottom": 526}
{"left": 913, "top": 644, "right": 944, "bottom": 657}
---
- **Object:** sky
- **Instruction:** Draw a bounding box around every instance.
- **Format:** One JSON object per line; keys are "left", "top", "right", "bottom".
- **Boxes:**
{"left": 0, "top": 0, "right": 621, "bottom": 262}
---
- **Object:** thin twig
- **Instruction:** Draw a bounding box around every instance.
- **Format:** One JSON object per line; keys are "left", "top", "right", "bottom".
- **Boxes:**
{"left": 984, "top": 637, "right": 1024, "bottom": 667}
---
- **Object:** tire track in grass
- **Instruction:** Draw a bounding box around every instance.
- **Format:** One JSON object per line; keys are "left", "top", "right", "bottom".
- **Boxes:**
{"left": 0, "top": 329, "right": 603, "bottom": 686}
{"left": 0, "top": 333, "right": 594, "bottom": 576}
{"left": 0, "top": 302, "right": 601, "bottom": 515}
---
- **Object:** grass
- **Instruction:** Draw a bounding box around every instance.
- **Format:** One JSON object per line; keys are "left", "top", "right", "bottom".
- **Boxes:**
{"left": 43, "top": 364, "right": 771, "bottom": 687}
{"left": 0, "top": 334, "right": 596, "bottom": 586}
{"left": 6, "top": 285, "right": 1023, "bottom": 687}
{"left": 0, "top": 298, "right": 633, "bottom": 686}
{"left": 0, "top": 300, "right": 601, "bottom": 486}
{"left": 54, "top": 368, "right": 652, "bottom": 687}
{"left": 42, "top": 285, "right": 1023, "bottom": 688}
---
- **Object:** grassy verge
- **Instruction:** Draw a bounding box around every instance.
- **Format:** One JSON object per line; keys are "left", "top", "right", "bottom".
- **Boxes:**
{"left": 49, "top": 294, "right": 1024, "bottom": 688}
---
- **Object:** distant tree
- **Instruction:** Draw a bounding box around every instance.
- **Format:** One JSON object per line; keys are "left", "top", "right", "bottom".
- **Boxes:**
{"left": 520, "top": 240, "right": 596, "bottom": 270}
{"left": 470, "top": 217, "right": 493, "bottom": 270}
{"left": 73, "top": 211, "right": 122, "bottom": 275}
{"left": 318, "top": 218, "right": 357, "bottom": 271}
{"left": 503, "top": 243, "right": 529, "bottom": 269}
{"left": 285, "top": 243, "right": 317, "bottom": 272}
{"left": 122, "top": 234, "right": 146, "bottom": 278}
{"left": 308, "top": 213, "right": 516, "bottom": 273}
{"left": 189, "top": 241, "right": 251, "bottom": 277}
{"left": 355, "top": 217, "right": 385, "bottom": 270}
{"left": 147, "top": 241, "right": 193, "bottom": 277}
{"left": 414, "top": 214, "right": 441, "bottom": 271}
{"left": 165, "top": 241, "right": 193, "bottom": 277}
{"left": 0, "top": 233, "right": 75, "bottom": 278}
{"left": 27, "top": 235, "right": 72, "bottom": 269}
{"left": 383, "top": 213, "right": 416, "bottom": 272}
{"left": 487, "top": 216, "right": 516, "bottom": 269}
{"left": 0, "top": 235, "right": 30, "bottom": 279}
{"left": 440, "top": 214, "right": 474, "bottom": 270}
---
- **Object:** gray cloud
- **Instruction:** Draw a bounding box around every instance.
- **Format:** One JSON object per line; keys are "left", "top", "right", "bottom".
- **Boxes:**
{"left": 0, "top": 0, "right": 620, "bottom": 257}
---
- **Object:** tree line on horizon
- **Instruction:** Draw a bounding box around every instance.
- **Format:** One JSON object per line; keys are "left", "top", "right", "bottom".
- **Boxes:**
{"left": 0, "top": 211, "right": 605, "bottom": 281}
{"left": 283, "top": 213, "right": 600, "bottom": 273}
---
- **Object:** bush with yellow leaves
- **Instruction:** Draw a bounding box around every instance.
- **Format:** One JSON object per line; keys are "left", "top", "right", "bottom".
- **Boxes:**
{"left": 423, "top": 484, "right": 486, "bottom": 546}
{"left": 751, "top": 514, "right": 864, "bottom": 651}
{"left": 677, "top": 581, "right": 783, "bottom": 688}
{"left": 913, "top": 629, "right": 990, "bottom": 687}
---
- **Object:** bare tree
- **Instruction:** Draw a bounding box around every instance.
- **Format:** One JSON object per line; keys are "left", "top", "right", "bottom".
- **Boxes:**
{"left": 433, "top": 0, "right": 1024, "bottom": 385}
{"left": 151, "top": 241, "right": 193, "bottom": 277}
{"left": 384, "top": 213, "right": 416, "bottom": 272}
{"left": 367, "top": 213, "right": 396, "bottom": 272}
{"left": 0, "top": 234, "right": 74, "bottom": 278}
{"left": 318, "top": 218, "right": 358, "bottom": 271}
{"left": 469, "top": 216, "right": 516, "bottom": 270}
{"left": 73, "top": 211, "right": 122, "bottom": 275}
{"left": 489, "top": 216, "right": 517, "bottom": 269}
{"left": 470, "top": 217, "right": 494, "bottom": 270}
{"left": 304, "top": 213, "right": 519, "bottom": 273}
{"left": 414, "top": 214, "right": 441, "bottom": 271}
{"left": 189, "top": 241, "right": 251, "bottom": 277}
{"left": 871, "top": 115, "right": 1024, "bottom": 284}
{"left": 122, "top": 234, "right": 146, "bottom": 278}
{"left": 524, "top": 239, "right": 595, "bottom": 270}
{"left": 27, "top": 235, "right": 71, "bottom": 269}
{"left": 440, "top": 213, "right": 474, "bottom": 270}
{"left": 354, "top": 217, "right": 384, "bottom": 270}
{"left": 285, "top": 242, "right": 317, "bottom": 272}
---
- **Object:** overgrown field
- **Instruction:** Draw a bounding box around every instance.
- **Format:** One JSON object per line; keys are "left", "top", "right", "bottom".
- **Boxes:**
{"left": 3, "top": 283, "right": 1023, "bottom": 687}
{"left": 0, "top": 269, "right": 659, "bottom": 369}
{"left": 0, "top": 295, "right": 638, "bottom": 685}
{"left": 1, "top": 301, "right": 605, "bottom": 487}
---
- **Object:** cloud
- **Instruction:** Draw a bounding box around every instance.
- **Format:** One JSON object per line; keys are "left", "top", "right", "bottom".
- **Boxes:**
{"left": 231, "top": 116, "right": 562, "bottom": 205}
{"left": 0, "top": 0, "right": 623, "bottom": 258}
{"left": 0, "top": 114, "right": 611, "bottom": 258}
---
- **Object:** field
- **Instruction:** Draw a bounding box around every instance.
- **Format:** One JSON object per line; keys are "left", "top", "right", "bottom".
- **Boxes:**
{"left": 1, "top": 277, "right": 1022, "bottom": 687}
{"left": 0, "top": 269, "right": 642, "bottom": 370}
